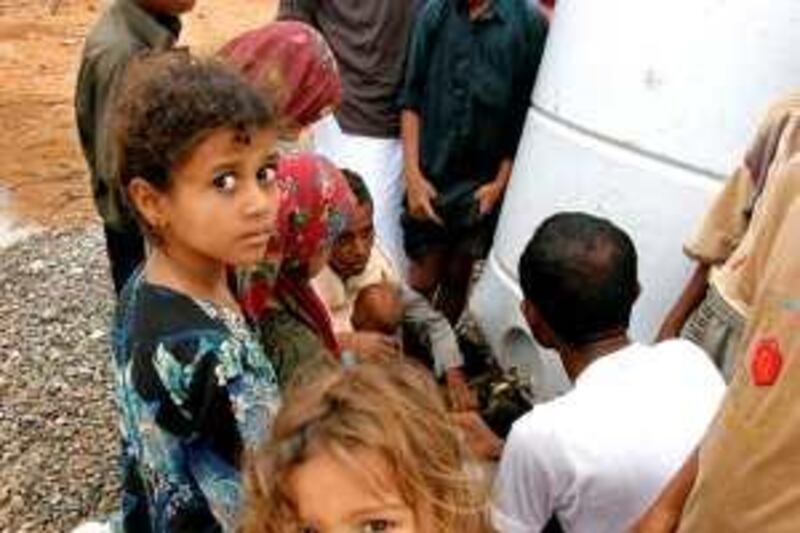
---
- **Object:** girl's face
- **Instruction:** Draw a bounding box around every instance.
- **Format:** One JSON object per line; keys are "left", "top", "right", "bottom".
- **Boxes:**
{"left": 289, "top": 448, "right": 418, "bottom": 533}
{"left": 143, "top": 127, "right": 279, "bottom": 269}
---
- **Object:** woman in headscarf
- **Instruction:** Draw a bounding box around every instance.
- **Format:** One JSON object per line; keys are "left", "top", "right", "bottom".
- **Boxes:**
{"left": 219, "top": 20, "right": 341, "bottom": 152}
{"left": 238, "top": 153, "right": 356, "bottom": 386}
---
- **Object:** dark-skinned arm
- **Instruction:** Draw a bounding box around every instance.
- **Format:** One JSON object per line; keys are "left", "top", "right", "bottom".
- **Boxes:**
{"left": 656, "top": 264, "right": 710, "bottom": 341}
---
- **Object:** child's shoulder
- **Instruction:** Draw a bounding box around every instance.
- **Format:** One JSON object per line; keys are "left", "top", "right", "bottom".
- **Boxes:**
{"left": 416, "top": 0, "right": 453, "bottom": 28}
{"left": 82, "top": 4, "right": 141, "bottom": 63}
{"left": 118, "top": 280, "right": 232, "bottom": 359}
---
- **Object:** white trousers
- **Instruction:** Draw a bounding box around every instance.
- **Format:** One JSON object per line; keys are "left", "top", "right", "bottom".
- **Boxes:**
{"left": 312, "top": 115, "right": 408, "bottom": 277}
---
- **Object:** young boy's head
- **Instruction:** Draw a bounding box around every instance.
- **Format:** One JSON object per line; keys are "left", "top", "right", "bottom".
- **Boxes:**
{"left": 351, "top": 282, "right": 404, "bottom": 336}
{"left": 518, "top": 212, "right": 640, "bottom": 351}
{"left": 114, "top": 52, "right": 280, "bottom": 267}
{"left": 137, "top": 0, "right": 196, "bottom": 17}
{"left": 330, "top": 169, "right": 375, "bottom": 279}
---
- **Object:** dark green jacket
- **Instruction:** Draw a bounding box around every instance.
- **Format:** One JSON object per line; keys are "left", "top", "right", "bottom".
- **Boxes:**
{"left": 75, "top": 0, "right": 179, "bottom": 229}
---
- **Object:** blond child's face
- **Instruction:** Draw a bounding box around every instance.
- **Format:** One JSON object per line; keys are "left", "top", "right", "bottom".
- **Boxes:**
{"left": 148, "top": 127, "right": 279, "bottom": 268}
{"left": 289, "top": 448, "right": 419, "bottom": 533}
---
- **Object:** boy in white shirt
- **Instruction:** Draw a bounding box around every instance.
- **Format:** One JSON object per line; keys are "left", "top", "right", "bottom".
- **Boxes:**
{"left": 313, "top": 169, "right": 475, "bottom": 409}
{"left": 494, "top": 212, "right": 724, "bottom": 533}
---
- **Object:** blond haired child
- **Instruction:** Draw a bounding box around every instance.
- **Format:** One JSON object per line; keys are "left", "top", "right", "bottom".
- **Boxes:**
{"left": 242, "top": 359, "right": 492, "bottom": 533}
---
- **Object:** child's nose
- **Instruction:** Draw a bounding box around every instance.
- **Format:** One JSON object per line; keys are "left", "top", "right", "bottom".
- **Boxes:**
{"left": 244, "top": 179, "right": 279, "bottom": 219}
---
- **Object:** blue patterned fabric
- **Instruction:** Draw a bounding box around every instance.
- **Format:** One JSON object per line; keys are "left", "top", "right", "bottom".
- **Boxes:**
{"left": 110, "top": 272, "right": 280, "bottom": 532}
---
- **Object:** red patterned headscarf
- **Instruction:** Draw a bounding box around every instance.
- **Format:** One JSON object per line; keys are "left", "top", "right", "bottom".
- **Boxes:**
{"left": 277, "top": 153, "right": 355, "bottom": 276}
{"left": 219, "top": 21, "right": 341, "bottom": 130}
{"left": 275, "top": 153, "right": 355, "bottom": 355}
{"left": 239, "top": 153, "right": 354, "bottom": 356}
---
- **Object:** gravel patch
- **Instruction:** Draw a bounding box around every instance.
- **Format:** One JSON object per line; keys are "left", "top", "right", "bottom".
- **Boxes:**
{"left": 0, "top": 226, "right": 118, "bottom": 533}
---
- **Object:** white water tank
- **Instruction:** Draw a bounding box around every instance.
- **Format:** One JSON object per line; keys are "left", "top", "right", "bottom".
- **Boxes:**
{"left": 471, "top": 0, "right": 800, "bottom": 399}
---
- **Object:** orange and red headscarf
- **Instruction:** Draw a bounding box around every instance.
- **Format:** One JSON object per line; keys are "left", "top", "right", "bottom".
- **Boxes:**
{"left": 220, "top": 21, "right": 341, "bottom": 131}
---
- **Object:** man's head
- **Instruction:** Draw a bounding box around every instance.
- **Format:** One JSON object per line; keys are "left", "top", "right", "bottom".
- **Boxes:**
{"left": 138, "top": 0, "right": 196, "bottom": 16}
{"left": 518, "top": 212, "right": 639, "bottom": 349}
{"left": 330, "top": 169, "right": 375, "bottom": 279}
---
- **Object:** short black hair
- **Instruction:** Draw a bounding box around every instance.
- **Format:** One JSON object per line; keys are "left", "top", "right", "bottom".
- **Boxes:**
{"left": 340, "top": 168, "right": 372, "bottom": 207}
{"left": 114, "top": 51, "right": 275, "bottom": 193}
{"left": 518, "top": 212, "right": 638, "bottom": 346}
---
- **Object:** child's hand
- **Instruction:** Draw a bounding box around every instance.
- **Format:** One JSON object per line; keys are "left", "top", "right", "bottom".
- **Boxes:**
{"left": 446, "top": 367, "right": 479, "bottom": 412}
{"left": 345, "top": 332, "right": 401, "bottom": 362}
{"left": 474, "top": 181, "right": 504, "bottom": 216}
{"left": 452, "top": 411, "right": 504, "bottom": 461}
{"left": 406, "top": 173, "right": 444, "bottom": 225}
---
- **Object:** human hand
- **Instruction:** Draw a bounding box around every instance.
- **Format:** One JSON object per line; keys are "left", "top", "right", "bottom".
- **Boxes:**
{"left": 452, "top": 411, "right": 504, "bottom": 461}
{"left": 446, "top": 367, "right": 479, "bottom": 412}
{"left": 474, "top": 181, "right": 504, "bottom": 216}
{"left": 406, "top": 172, "right": 443, "bottom": 225}
{"left": 348, "top": 332, "right": 401, "bottom": 362}
{"left": 628, "top": 510, "right": 681, "bottom": 533}
{"left": 655, "top": 317, "right": 683, "bottom": 342}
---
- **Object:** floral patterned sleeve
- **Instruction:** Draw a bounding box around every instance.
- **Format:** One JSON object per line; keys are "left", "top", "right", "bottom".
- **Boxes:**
{"left": 118, "top": 308, "right": 280, "bottom": 532}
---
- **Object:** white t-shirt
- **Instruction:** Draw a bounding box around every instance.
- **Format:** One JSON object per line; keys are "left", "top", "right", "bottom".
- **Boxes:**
{"left": 313, "top": 244, "right": 399, "bottom": 334}
{"left": 493, "top": 340, "right": 725, "bottom": 533}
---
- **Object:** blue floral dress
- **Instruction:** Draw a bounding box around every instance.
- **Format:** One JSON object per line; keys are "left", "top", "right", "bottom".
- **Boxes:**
{"left": 110, "top": 272, "right": 280, "bottom": 532}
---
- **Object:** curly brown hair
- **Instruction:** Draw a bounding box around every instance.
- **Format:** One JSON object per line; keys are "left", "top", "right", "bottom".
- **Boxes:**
{"left": 113, "top": 51, "right": 276, "bottom": 195}
{"left": 241, "top": 359, "right": 493, "bottom": 532}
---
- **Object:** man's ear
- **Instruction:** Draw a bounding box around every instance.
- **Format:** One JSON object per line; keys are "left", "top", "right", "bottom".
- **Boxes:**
{"left": 520, "top": 298, "right": 558, "bottom": 349}
{"left": 127, "top": 177, "right": 167, "bottom": 232}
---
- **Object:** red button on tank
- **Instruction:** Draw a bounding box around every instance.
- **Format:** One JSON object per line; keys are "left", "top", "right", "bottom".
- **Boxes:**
{"left": 751, "top": 338, "right": 783, "bottom": 387}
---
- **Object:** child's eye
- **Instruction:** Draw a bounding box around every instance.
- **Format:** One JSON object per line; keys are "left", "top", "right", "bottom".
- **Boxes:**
{"left": 256, "top": 165, "right": 276, "bottom": 187}
{"left": 361, "top": 519, "right": 395, "bottom": 532}
{"left": 212, "top": 172, "right": 237, "bottom": 192}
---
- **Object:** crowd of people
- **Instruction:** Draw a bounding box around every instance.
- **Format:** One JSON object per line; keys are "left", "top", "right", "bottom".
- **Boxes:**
{"left": 71, "top": 0, "right": 799, "bottom": 531}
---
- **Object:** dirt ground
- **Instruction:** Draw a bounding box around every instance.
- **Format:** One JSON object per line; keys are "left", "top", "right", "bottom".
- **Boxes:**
{"left": 0, "top": 0, "right": 277, "bottom": 228}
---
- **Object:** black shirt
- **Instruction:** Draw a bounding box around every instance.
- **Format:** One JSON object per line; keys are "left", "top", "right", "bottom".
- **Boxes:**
{"left": 401, "top": 0, "right": 547, "bottom": 193}
{"left": 279, "top": 0, "right": 419, "bottom": 138}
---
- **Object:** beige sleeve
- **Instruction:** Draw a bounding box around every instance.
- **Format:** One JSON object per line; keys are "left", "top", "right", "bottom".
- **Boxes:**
{"left": 683, "top": 105, "right": 796, "bottom": 264}
{"left": 684, "top": 165, "right": 755, "bottom": 264}
{"left": 727, "top": 161, "right": 800, "bottom": 314}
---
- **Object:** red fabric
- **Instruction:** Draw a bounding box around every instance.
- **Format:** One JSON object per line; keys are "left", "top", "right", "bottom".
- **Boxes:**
{"left": 275, "top": 275, "right": 339, "bottom": 356}
{"left": 220, "top": 20, "right": 341, "bottom": 129}
{"left": 276, "top": 153, "right": 355, "bottom": 273}
{"left": 237, "top": 232, "right": 283, "bottom": 322}
{"left": 750, "top": 337, "right": 783, "bottom": 387}
{"left": 274, "top": 153, "right": 356, "bottom": 356}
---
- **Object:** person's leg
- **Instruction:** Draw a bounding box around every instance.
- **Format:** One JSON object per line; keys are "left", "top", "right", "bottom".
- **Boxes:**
{"left": 370, "top": 139, "right": 405, "bottom": 276}
{"left": 435, "top": 205, "right": 499, "bottom": 325}
{"left": 436, "top": 252, "right": 476, "bottom": 325}
{"left": 408, "top": 249, "right": 446, "bottom": 302}
{"left": 681, "top": 285, "right": 744, "bottom": 382}
{"left": 103, "top": 225, "right": 145, "bottom": 295}
{"left": 311, "top": 116, "right": 407, "bottom": 275}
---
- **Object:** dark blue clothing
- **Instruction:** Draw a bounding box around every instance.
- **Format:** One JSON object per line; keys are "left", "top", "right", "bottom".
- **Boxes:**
{"left": 401, "top": 0, "right": 547, "bottom": 193}
{"left": 111, "top": 273, "right": 280, "bottom": 532}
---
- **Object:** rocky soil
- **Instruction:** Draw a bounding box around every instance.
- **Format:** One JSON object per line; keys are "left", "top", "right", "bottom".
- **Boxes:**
{"left": 0, "top": 226, "right": 117, "bottom": 532}
{"left": 0, "top": 2, "right": 276, "bottom": 529}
